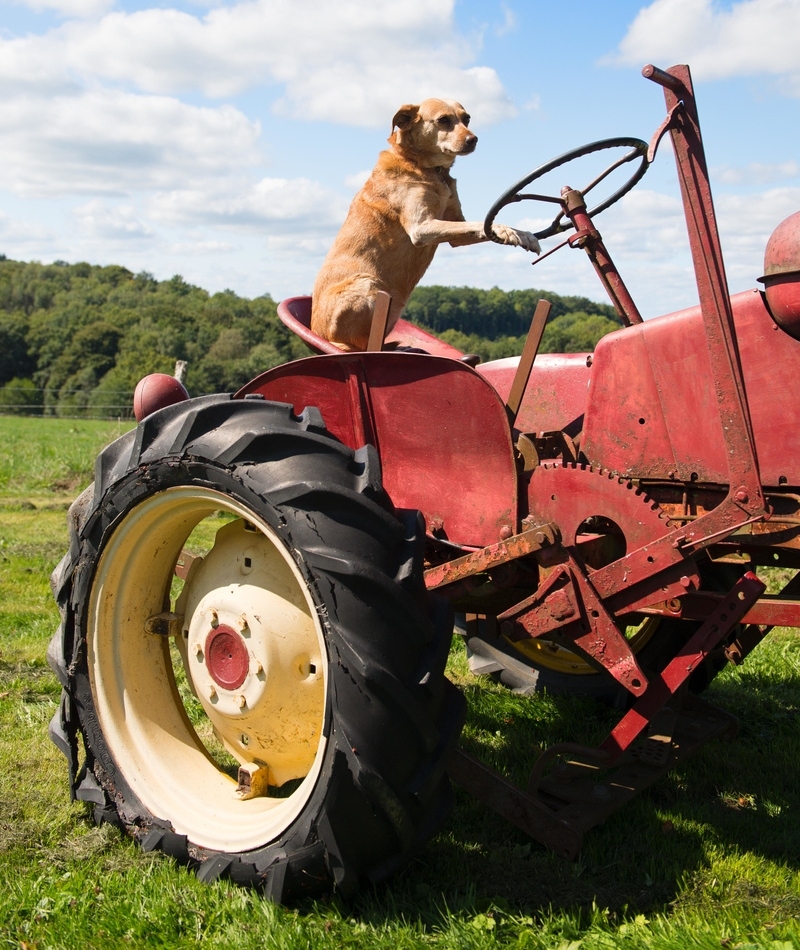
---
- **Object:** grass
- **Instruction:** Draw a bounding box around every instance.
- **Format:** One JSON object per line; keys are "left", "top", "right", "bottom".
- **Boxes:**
{"left": 1, "top": 414, "right": 800, "bottom": 948}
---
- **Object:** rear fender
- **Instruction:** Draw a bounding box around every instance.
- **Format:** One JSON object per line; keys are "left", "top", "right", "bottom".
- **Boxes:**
{"left": 237, "top": 353, "right": 518, "bottom": 547}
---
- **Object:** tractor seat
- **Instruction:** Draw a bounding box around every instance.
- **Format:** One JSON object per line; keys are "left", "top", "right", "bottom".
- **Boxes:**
{"left": 278, "top": 296, "right": 480, "bottom": 364}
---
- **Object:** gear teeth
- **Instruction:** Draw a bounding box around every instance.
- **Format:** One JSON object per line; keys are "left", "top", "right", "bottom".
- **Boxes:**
{"left": 529, "top": 460, "right": 671, "bottom": 545}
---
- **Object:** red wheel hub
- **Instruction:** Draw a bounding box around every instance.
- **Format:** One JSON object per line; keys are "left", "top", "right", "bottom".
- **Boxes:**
{"left": 205, "top": 625, "right": 249, "bottom": 690}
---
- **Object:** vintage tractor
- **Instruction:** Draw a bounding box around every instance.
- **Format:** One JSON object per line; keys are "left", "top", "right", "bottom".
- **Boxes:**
{"left": 49, "top": 64, "right": 800, "bottom": 901}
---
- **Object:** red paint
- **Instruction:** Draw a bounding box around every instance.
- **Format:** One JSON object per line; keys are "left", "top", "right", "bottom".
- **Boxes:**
{"left": 133, "top": 374, "right": 189, "bottom": 422}
{"left": 238, "top": 352, "right": 517, "bottom": 547}
{"left": 205, "top": 625, "right": 249, "bottom": 691}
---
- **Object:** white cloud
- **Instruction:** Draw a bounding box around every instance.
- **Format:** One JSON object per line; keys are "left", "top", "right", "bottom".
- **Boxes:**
{"left": 712, "top": 161, "right": 800, "bottom": 185}
{"left": 0, "top": 0, "right": 514, "bottom": 124}
{"left": 74, "top": 200, "right": 154, "bottom": 240}
{"left": 0, "top": 90, "right": 262, "bottom": 198}
{"left": 150, "top": 176, "right": 349, "bottom": 231}
{"left": 608, "top": 0, "right": 800, "bottom": 93}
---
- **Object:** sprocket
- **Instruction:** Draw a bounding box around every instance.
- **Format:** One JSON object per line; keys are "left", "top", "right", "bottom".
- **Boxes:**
{"left": 527, "top": 461, "right": 672, "bottom": 561}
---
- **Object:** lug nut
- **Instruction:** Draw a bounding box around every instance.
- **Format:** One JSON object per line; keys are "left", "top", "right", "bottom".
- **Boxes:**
{"left": 209, "top": 609, "right": 219, "bottom": 628}
{"left": 207, "top": 684, "right": 217, "bottom": 700}
{"left": 235, "top": 695, "right": 246, "bottom": 709}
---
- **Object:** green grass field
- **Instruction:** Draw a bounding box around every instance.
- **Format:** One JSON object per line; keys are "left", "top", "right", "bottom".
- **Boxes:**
{"left": 1, "top": 415, "right": 799, "bottom": 949}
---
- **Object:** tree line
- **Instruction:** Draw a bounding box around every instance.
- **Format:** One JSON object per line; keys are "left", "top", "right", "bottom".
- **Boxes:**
{"left": 0, "top": 258, "right": 622, "bottom": 418}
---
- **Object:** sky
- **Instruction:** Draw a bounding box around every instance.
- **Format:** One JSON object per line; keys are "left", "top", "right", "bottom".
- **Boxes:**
{"left": 1, "top": 0, "right": 799, "bottom": 318}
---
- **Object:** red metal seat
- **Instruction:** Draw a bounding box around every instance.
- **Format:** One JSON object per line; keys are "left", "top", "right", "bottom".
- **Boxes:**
{"left": 277, "top": 296, "right": 474, "bottom": 362}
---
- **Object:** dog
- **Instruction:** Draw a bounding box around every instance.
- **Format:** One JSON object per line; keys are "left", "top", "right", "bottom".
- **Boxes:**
{"left": 311, "top": 98, "right": 541, "bottom": 351}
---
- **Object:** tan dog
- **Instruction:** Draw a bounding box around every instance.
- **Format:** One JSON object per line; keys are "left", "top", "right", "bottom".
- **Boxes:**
{"left": 311, "top": 98, "right": 541, "bottom": 351}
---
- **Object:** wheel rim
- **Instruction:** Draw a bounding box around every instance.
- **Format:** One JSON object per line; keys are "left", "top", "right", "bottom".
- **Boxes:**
{"left": 505, "top": 616, "right": 660, "bottom": 675}
{"left": 87, "top": 486, "right": 328, "bottom": 853}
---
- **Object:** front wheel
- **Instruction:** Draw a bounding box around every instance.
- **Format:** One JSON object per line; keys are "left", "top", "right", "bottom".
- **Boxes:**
{"left": 49, "top": 395, "right": 464, "bottom": 900}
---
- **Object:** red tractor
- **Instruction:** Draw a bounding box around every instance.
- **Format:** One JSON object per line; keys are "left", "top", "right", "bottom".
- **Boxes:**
{"left": 49, "top": 64, "right": 800, "bottom": 901}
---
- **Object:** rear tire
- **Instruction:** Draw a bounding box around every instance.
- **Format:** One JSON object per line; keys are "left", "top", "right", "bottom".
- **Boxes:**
{"left": 49, "top": 394, "right": 464, "bottom": 901}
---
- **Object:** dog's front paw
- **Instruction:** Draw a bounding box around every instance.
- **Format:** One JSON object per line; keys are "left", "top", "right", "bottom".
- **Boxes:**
{"left": 491, "top": 224, "right": 541, "bottom": 255}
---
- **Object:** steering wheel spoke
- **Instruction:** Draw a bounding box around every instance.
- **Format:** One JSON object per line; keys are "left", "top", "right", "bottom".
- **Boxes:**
{"left": 485, "top": 137, "right": 649, "bottom": 241}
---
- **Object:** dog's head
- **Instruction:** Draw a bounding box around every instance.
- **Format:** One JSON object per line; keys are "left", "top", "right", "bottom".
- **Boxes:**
{"left": 389, "top": 98, "right": 477, "bottom": 168}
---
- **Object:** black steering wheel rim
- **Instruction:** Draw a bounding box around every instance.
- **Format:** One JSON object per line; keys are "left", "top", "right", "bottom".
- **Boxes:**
{"left": 484, "top": 136, "right": 649, "bottom": 241}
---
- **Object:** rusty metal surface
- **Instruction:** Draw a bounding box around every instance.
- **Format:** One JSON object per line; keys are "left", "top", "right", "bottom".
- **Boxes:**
{"left": 645, "top": 64, "right": 766, "bottom": 514}
{"left": 505, "top": 298, "right": 552, "bottom": 425}
{"left": 601, "top": 571, "right": 765, "bottom": 759}
{"left": 561, "top": 187, "right": 644, "bottom": 326}
{"left": 447, "top": 749, "right": 583, "bottom": 860}
{"left": 497, "top": 558, "right": 649, "bottom": 698}
{"left": 424, "top": 521, "right": 557, "bottom": 592}
{"left": 530, "top": 694, "right": 739, "bottom": 839}
{"left": 477, "top": 352, "right": 591, "bottom": 438}
{"left": 581, "top": 290, "right": 800, "bottom": 488}
{"left": 237, "top": 352, "right": 518, "bottom": 547}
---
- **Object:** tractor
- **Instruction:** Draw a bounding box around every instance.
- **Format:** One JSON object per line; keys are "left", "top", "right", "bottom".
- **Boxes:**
{"left": 48, "top": 64, "right": 800, "bottom": 902}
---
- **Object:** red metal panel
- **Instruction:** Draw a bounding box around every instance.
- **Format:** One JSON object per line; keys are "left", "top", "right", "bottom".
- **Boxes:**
{"left": 581, "top": 289, "right": 800, "bottom": 487}
{"left": 238, "top": 353, "right": 518, "bottom": 547}
{"left": 477, "top": 354, "right": 591, "bottom": 434}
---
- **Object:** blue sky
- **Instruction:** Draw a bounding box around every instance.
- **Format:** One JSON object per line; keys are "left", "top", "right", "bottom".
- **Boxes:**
{"left": 1, "top": 0, "right": 799, "bottom": 318}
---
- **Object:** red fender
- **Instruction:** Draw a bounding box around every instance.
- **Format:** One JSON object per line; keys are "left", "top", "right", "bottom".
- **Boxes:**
{"left": 237, "top": 353, "right": 518, "bottom": 547}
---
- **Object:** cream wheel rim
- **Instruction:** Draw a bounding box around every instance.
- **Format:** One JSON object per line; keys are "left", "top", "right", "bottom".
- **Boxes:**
{"left": 87, "top": 486, "right": 328, "bottom": 853}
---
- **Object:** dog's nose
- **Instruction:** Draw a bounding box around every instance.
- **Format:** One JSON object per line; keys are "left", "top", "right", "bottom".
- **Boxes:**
{"left": 461, "top": 133, "right": 478, "bottom": 153}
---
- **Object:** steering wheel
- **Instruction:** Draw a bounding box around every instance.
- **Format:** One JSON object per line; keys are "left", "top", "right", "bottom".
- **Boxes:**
{"left": 484, "top": 137, "right": 649, "bottom": 242}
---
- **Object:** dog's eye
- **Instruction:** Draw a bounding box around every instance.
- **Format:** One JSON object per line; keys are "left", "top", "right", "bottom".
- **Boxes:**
{"left": 462, "top": 114, "right": 471, "bottom": 126}
{"left": 437, "top": 116, "right": 453, "bottom": 128}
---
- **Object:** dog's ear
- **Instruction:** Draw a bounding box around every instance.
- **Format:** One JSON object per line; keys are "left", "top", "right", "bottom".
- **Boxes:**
{"left": 391, "top": 104, "right": 419, "bottom": 132}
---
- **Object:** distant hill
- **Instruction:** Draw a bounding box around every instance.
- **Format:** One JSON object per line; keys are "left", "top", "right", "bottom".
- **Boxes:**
{"left": 0, "top": 258, "right": 621, "bottom": 418}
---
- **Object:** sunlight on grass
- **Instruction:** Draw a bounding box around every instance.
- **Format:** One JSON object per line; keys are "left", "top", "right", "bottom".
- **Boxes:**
{"left": 1, "top": 414, "right": 800, "bottom": 949}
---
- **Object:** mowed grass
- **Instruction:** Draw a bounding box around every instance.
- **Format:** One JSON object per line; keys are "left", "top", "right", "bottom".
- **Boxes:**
{"left": 1, "top": 415, "right": 800, "bottom": 949}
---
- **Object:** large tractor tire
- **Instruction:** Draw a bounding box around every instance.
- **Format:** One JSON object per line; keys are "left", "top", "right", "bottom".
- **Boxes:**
{"left": 48, "top": 394, "right": 464, "bottom": 901}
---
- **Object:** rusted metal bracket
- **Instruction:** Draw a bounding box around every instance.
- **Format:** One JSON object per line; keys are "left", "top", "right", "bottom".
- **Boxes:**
{"left": 424, "top": 521, "right": 558, "bottom": 594}
{"left": 529, "top": 693, "right": 739, "bottom": 844}
{"left": 451, "top": 689, "right": 740, "bottom": 860}
{"left": 601, "top": 571, "right": 765, "bottom": 759}
{"left": 643, "top": 64, "right": 767, "bottom": 530}
{"left": 497, "top": 557, "right": 650, "bottom": 699}
{"left": 506, "top": 298, "right": 552, "bottom": 426}
{"left": 448, "top": 748, "right": 583, "bottom": 860}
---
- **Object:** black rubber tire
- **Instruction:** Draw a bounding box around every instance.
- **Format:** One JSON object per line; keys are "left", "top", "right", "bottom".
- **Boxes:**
{"left": 462, "top": 560, "right": 742, "bottom": 708}
{"left": 48, "top": 394, "right": 464, "bottom": 901}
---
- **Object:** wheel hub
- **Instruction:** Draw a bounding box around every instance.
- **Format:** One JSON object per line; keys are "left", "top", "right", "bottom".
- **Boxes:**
{"left": 205, "top": 625, "right": 249, "bottom": 691}
{"left": 179, "top": 518, "right": 325, "bottom": 786}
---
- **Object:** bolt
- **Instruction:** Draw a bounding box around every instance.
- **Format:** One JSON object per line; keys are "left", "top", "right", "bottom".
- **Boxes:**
{"left": 735, "top": 489, "right": 749, "bottom": 504}
{"left": 680, "top": 575, "right": 692, "bottom": 589}
{"left": 194, "top": 642, "right": 203, "bottom": 658}
{"left": 235, "top": 695, "right": 246, "bottom": 709}
{"left": 238, "top": 614, "right": 249, "bottom": 634}
{"left": 207, "top": 684, "right": 217, "bottom": 700}
{"left": 209, "top": 609, "right": 219, "bottom": 628}
{"left": 499, "top": 525, "right": 513, "bottom": 541}
{"left": 251, "top": 659, "right": 263, "bottom": 675}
